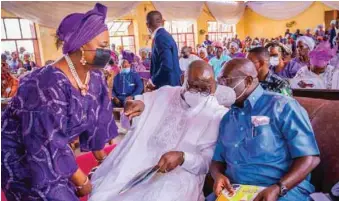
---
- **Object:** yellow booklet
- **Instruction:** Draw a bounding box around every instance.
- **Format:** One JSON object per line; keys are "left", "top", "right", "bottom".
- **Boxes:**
{"left": 217, "top": 184, "right": 265, "bottom": 201}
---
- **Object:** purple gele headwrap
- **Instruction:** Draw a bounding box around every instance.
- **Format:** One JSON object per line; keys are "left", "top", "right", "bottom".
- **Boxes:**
{"left": 309, "top": 41, "right": 337, "bottom": 68}
{"left": 121, "top": 51, "right": 135, "bottom": 64}
{"left": 57, "top": 3, "right": 108, "bottom": 54}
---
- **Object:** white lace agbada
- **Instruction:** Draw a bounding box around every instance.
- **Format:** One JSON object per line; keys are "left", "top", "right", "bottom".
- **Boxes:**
{"left": 89, "top": 86, "right": 227, "bottom": 201}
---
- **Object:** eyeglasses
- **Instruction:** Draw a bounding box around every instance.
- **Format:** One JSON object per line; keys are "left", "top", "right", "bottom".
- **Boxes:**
{"left": 186, "top": 82, "right": 211, "bottom": 97}
{"left": 217, "top": 76, "right": 247, "bottom": 86}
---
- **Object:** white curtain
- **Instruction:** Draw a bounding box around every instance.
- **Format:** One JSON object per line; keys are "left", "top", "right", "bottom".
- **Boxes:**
{"left": 206, "top": 1, "right": 245, "bottom": 25}
{"left": 2, "top": 1, "right": 140, "bottom": 28}
{"left": 322, "top": 1, "right": 339, "bottom": 10}
{"left": 246, "top": 1, "right": 313, "bottom": 20}
{"left": 152, "top": 1, "right": 204, "bottom": 23}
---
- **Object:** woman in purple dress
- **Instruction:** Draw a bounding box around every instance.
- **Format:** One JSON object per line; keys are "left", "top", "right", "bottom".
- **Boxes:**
{"left": 139, "top": 47, "right": 151, "bottom": 70}
{"left": 1, "top": 3, "right": 118, "bottom": 201}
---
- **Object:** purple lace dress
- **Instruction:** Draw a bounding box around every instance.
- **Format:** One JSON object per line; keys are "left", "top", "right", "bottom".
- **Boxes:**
{"left": 270, "top": 59, "right": 303, "bottom": 79}
{"left": 1, "top": 65, "right": 118, "bottom": 201}
{"left": 142, "top": 58, "right": 151, "bottom": 70}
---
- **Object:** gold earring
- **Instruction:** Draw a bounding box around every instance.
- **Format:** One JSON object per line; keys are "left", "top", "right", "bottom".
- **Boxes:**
{"left": 80, "top": 48, "right": 87, "bottom": 66}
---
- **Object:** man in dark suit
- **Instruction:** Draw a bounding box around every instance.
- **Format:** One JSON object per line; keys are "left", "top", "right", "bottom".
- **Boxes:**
{"left": 146, "top": 11, "right": 181, "bottom": 91}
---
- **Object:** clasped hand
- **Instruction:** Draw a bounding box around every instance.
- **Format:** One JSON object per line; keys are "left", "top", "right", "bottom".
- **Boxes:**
{"left": 124, "top": 100, "right": 145, "bottom": 120}
{"left": 213, "top": 174, "right": 279, "bottom": 201}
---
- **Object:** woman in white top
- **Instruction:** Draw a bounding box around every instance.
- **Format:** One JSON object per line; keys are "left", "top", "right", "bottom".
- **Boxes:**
{"left": 291, "top": 41, "right": 338, "bottom": 89}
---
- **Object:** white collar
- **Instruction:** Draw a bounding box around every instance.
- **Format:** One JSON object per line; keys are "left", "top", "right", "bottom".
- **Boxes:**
{"left": 151, "top": 27, "right": 163, "bottom": 39}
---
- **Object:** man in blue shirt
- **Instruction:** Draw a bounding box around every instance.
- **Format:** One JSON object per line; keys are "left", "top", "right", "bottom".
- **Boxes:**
{"left": 112, "top": 58, "right": 143, "bottom": 107}
{"left": 208, "top": 58, "right": 320, "bottom": 201}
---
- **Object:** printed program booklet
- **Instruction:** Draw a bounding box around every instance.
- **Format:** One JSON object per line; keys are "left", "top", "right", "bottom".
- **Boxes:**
{"left": 119, "top": 166, "right": 159, "bottom": 194}
{"left": 217, "top": 184, "right": 266, "bottom": 201}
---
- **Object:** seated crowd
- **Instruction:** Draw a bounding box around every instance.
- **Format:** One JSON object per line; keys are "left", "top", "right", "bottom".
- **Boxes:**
{"left": 1, "top": 5, "right": 338, "bottom": 201}
{"left": 182, "top": 21, "right": 339, "bottom": 91}
{"left": 1, "top": 49, "right": 38, "bottom": 98}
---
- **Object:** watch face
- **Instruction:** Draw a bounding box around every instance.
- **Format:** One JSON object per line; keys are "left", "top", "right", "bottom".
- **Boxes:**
{"left": 280, "top": 185, "right": 288, "bottom": 196}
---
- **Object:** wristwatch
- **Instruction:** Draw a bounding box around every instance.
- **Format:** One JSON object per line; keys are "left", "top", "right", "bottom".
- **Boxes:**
{"left": 277, "top": 181, "right": 288, "bottom": 197}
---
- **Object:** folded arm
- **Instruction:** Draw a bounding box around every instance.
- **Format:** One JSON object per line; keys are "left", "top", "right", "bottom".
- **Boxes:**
{"left": 280, "top": 156, "right": 320, "bottom": 190}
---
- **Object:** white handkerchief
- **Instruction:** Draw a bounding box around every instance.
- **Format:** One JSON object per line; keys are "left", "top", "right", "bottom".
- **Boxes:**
{"left": 251, "top": 116, "right": 270, "bottom": 127}
{"left": 310, "top": 193, "right": 331, "bottom": 201}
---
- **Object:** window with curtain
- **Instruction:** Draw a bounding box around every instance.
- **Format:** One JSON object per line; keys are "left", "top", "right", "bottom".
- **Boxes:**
{"left": 107, "top": 20, "right": 136, "bottom": 53}
{"left": 1, "top": 18, "right": 41, "bottom": 65}
{"left": 164, "top": 21, "right": 195, "bottom": 51}
{"left": 208, "top": 22, "right": 235, "bottom": 42}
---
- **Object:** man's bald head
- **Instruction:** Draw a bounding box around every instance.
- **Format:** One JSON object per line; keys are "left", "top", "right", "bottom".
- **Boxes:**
{"left": 221, "top": 58, "right": 258, "bottom": 79}
{"left": 186, "top": 60, "right": 216, "bottom": 94}
{"left": 146, "top": 11, "right": 164, "bottom": 31}
{"left": 218, "top": 58, "right": 259, "bottom": 106}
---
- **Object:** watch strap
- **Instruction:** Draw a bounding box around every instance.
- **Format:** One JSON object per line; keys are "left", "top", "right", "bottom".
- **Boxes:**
{"left": 277, "top": 181, "right": 288, "bottom": 197}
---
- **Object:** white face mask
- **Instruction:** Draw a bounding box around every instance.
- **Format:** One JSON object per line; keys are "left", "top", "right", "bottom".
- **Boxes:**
{"left": 217, "top": 77, "right": 248, "bottom": 106}
{"left": 215, "top": 85, "right": 236, "bottom": 107}
{"left": 270, "top": 56, "right": 280, "bottom": 66}
{"left": 183, "top": 91, "right": 208, "bottom": 108}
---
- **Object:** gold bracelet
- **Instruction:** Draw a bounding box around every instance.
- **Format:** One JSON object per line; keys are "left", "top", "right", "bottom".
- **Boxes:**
{"left": 76, "top": 177, "right": 89, "bottom": 190}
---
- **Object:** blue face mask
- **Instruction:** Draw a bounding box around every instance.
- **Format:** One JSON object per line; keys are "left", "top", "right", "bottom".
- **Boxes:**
{"left": 121, "top": 68, "right": 131, "bottom": 74}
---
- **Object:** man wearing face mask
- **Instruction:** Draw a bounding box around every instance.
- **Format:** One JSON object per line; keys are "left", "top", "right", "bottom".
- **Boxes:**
{"left": 266, "top": 42, "right": 302, "bottom": 79}
{"left": 145, "top": 11, "right": 181, "bottom": 92}
{"left": 179, "top": 46, "right": 201, "bottom": 72}
{"left": 90, "top": 60, "right": 227, "bottom": 201}
{"left": 208, "top": 58, "right": 320, "bottom": 201}
{"left": 247, "top": 47, "right": 292, "bottom": 96}
{"left": 112, "top": 56, "right": 143, "bottom": 107}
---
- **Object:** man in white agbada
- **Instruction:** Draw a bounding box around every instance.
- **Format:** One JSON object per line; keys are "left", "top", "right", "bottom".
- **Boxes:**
{"left": 89, "top": 60, "right": 229, "bottom": 201}
{"left": 179, "top": 46, "right": 201, "bottom": 72}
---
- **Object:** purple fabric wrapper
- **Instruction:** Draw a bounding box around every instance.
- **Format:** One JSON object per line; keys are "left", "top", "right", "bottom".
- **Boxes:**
{"left": 309, "top": 41, "right": 337, "bottom": 67}
{"left": 57, "top": 3, "right": 108, "bottom": 54}
{"left": 1, "top": 66, "right": 118, "bottom": 200}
